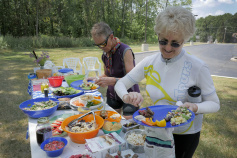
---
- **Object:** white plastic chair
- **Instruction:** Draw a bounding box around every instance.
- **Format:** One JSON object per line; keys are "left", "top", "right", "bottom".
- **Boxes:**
{"left": 56, "top": 58, "right": 83, "bottom": 75}
{"left": 83, "top": 57, "right": 102, "bottom": 78}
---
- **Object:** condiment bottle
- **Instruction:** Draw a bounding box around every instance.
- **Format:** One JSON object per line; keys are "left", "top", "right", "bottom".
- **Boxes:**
{"left": 45, "top": 79, "right": 49, "bottom": 89}
{"left": 41, "top": 82, "right": 46, "bottom": 93}
{"left": 44, "top": 88, "right": 49, "bottom": 97}
{"left": 187, "top": 86, "right": 202, "bottom": 103}
{"left": 36, "top": 117, "right": 52, "bottom": 146}
{"left": 41, "top": 77, "right": 46, "bottom": 93}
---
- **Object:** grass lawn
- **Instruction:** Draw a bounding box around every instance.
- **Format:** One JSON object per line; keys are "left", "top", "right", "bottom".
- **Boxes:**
{"left": 0, "top": 44, "right": 236, "bottom": 158}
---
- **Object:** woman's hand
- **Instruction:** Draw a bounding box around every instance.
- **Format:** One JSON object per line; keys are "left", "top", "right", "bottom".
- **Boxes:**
{"left": 94, "top": 77, "right": 116, "bottom": 87}
{"left": 180, "top": 102, "right": 198, "bottom": 113}
{"left": 87, "top": 77, "right": 98, "bottom": 81}
{"left": 122, "top": 92, "right": 143, "bottom": 107}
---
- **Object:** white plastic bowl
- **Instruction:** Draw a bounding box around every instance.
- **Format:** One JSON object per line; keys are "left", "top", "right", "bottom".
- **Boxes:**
{"left": 70, "top": 94, "right": 103, "bottom": 110}
{"left": 70, "top": 96, "right": 87, "bottom": 110}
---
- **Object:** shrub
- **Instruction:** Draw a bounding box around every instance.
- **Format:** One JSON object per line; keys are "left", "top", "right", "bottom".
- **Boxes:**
{"left": 1, "top": 35, "right": 94, "bottom": 49}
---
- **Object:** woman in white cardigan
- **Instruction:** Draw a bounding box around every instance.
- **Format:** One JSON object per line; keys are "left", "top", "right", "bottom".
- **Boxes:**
{"left": 115, "top": 6, "right": 220, "bottom": 158}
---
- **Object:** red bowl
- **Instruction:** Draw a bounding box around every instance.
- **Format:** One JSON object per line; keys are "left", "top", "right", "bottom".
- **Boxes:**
{"left": 48, "top": 76, "right": 64, "bottom": 87}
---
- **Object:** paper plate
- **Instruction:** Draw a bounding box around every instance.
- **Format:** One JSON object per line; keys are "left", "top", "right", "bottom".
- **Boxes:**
{"left": 95, "top": 111, "right": 122, "bottom": 122}
{"left": 50, "top": 113, "right": 74, "bottom": 137}
{"left": 70, "top": 80, "right": 99, "bottom": 92}
{"left": 133, "top": 105, "right": 195, "bottom": 128}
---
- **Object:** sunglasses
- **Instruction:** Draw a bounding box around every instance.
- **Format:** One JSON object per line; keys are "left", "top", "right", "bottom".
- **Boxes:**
{"left": 158, "top": 38, "right": 183, "bottom": 48}
{"left": 94, "top": 32, "right": 113, "bottom": 48}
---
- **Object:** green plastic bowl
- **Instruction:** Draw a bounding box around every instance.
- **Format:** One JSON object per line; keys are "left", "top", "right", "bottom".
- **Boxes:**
{"left": 65, "top": 75, "right": 85, "bottom": 86}
{"left": 102, "top": 122, "right": 122, "bottom": 134}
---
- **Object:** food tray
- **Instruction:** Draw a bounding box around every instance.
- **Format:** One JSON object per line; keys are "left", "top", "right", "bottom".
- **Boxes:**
{"left": 49, "top": 113, "right": 74, "bottom": 137}
{"left": 122, "top": 121, "right": 140, "bottom": 133}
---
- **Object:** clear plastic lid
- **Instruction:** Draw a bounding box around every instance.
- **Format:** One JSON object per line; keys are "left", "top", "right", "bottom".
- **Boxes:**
{"left": 37, "top": 117, "right": 49, "bottom": 124}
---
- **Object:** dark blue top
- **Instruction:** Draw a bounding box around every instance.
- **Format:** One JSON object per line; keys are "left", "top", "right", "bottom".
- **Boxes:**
{"left": 102, "top": 43, "right": 140, "bottom": 101}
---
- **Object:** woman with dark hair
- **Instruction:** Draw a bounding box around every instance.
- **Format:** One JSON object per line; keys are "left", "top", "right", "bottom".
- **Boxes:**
{"left": 89, "top": 22, "right": 140, "bottom": 120}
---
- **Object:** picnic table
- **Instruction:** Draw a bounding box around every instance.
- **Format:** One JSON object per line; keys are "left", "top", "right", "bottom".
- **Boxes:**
{"left": 27, "top": 79, "right": 145, "bottom": 158}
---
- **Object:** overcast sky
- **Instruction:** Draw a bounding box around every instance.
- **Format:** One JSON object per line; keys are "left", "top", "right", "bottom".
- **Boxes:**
{"left": 192, "top": 0, "right": 237, "bottom": 18}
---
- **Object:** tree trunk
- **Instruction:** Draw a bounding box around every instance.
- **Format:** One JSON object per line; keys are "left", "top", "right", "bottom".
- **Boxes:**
{"left": 36, "top": 0, "right": 39, "bottom": 37}
{"left": 145, "top": 0, "right": 148, "bottom": 43}
{"left": 1, "top": 0, "right": 6, "bottom": 36}
{"left": 121, "top": 0, "right": 126, "bottom": 38}
{"left": 101, "top": 0, "right": 105, "bottom": 22}
{"left": 48, "top": 0, "right": 54, "bottom": 36}
{"left": 111, "top": 0, "right": 115, "bottom": 33}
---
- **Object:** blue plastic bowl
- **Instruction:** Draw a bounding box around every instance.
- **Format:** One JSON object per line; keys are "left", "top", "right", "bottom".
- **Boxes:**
{"left": 40, "top": 137, "right": 68, "bottom": 157}
{"left": 19, "top": 98, "right": 59, "bottom": 118}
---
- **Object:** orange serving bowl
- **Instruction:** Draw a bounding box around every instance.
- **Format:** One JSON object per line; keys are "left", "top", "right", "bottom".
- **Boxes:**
{"left": 61, "top": 114, "right": 104, "bottom": 144}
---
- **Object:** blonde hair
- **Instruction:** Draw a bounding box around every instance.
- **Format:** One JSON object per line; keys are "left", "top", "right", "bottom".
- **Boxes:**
{"left": 154, "top": 6, "right": 196, "bottom": 41}
{"left": 91, "top": 22, "right": 112, "bottom": 38}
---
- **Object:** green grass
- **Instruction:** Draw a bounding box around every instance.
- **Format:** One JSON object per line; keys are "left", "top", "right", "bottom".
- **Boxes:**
{"left": 0, "top": 45, "right": 236, "bottom": 158}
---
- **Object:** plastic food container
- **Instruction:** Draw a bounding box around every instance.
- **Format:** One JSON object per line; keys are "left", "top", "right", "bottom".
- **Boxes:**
{"left": 124, "top": 129, "right": 146, "bottom": 153}
{"left": 102, "top": 122, "right": 122, "bottom": 134}
{"left": 40, "top": 137, "right": 68, "bottom": 157}
{"left": 61, "top": 114, "right": 104, "bottom": 144}
{"left": 65, "top": 75, "right": 85, "bottom": 86}
{"left": 48, "top": 76, "right": 64, "bottom": 87}
{"left": 122, "top": 121, "right": 140, "bottom": 133}
{"left": 19, "top": 98, "right": 59, "bottom": 118}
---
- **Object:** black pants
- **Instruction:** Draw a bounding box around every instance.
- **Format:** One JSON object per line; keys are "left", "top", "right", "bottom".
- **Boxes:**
{"left": 107, "top": 97, "right": 139, "bottom": 116}
{"left": 173, "top": 132, "right": 200, "bottom": 158}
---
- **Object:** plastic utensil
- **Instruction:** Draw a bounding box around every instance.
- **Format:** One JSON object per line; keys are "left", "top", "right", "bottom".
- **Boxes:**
{"left": 68, "top": 111, "right": 95, "bottom": 127}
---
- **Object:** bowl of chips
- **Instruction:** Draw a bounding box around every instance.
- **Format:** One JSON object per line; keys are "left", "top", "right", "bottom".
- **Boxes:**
{"left": 102, "top": 121, "right": 122, "bottom": 134}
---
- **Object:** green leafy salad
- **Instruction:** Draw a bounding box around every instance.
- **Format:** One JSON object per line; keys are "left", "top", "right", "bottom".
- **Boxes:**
{"left": 52, "top": 87, "right": 82, "bottom": 96}
{"left": 23, "top": 100, "right": 57, "bottom": 111}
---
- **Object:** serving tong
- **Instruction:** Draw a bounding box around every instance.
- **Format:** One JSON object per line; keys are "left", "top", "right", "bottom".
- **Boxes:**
{"left": 68, "top": 111, "right": 96, "bottom": 127}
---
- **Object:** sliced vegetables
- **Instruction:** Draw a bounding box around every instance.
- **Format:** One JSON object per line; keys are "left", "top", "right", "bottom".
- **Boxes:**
{"left": 53, "top": 87, "right": 81, "bottom": 96}
{"left": 79, "top": 81, "right": 99, "bottom": 90}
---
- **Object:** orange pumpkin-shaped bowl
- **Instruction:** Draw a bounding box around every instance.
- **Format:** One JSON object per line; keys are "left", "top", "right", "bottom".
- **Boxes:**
{"left": 61, "top": 114, "right": 104, "bottom": 144}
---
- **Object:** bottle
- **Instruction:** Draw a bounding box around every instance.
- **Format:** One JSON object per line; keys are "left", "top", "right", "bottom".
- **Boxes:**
{"left": 41, "top": 77, "right": 46, "bottom": 93}
{"left": 41, "top": 82, "right": 46, "bottom": 93}
{"left": 44, "top": 88, "right": 49, "bottom": 97}
{"left": 187, "top": 86, "right": 202, "bottom": 103}
{"left": 36, "top": 117, "right": 52, "bottom": 146}
{"left": 45, "top": 79, "right": 49, "bottom": 89}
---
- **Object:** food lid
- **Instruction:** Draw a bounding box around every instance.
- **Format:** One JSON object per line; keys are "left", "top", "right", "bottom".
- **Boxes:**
{"left": 188, "top": 86, "right": 201, "bottom": 97}
{"left": 28, "top": 73, "right": 37, "bottom": 79}
{"left": 77, "top": 107, "right": 91, "bottom": 113}
{"left": 37, "top": 117, "right": 49, "bottom": 124}
{"left": 58, "top": 68, "right": 74, "bottom": 73}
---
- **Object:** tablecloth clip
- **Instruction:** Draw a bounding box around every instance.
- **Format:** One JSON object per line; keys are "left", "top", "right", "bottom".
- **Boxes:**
{"left": 26, "top": 127, "right": 29, "bottom": 140}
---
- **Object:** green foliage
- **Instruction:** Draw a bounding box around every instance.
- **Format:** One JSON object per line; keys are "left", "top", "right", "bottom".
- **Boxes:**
{"left": 0, "top": 0, "right": 193, "bottom": 47}
{"left": 196, "top": 13, "right": 237, "bottom": 43}
{"left": 1, "top": 47, "right": 237, "bottom": 158}
{"left": 0, "top": 35, "right": 93, "bottom": 49}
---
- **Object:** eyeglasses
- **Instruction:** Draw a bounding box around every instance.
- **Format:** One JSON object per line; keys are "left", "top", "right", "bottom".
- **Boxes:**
{"left": 94, "top": 32, "right": 113, "bottom": 48}
{"left": 158, "top": 38, "right": 183, "bottom": 48}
